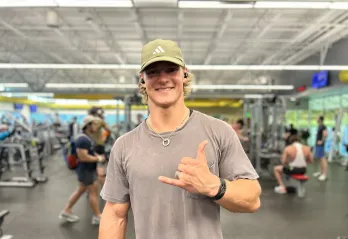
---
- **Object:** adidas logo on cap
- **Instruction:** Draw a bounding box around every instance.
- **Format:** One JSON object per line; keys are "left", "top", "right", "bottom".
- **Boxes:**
{"left": 153, "top": 46, "right": 165, "bottom": 54}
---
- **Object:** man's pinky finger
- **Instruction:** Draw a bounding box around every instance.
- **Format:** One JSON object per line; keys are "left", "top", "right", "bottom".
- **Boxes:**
{"left": 158, "top": 176, "right": 185, "bottom": 187}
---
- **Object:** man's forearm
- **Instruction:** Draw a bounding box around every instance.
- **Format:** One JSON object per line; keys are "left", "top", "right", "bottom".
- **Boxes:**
{"left": 211, "top": 178, "right": 261, "bottom": 213}
{"left": 99, "top": 215, "right": 127, "bottom": 239}
{"left": 78, "top": 154, "right": 99, "bottom": 163}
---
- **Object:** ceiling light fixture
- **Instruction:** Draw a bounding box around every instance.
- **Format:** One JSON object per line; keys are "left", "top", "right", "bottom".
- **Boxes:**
{"left": 45, "top": 83, "right": 137, "bottom": 89}
{"left": 0, "top": 0, "right": 133, "bottom": 8}
{"left": 44, "top": 83, "right": 294, "bottom": 91}
{"left": 330, "top": 2, "right": 348, "bottom": 9}
{"left": 0, "top": 83, "right": 29, "bottom": 87}
{"left": 1, "top": 64, "right": 347, "bottom": 71}
{"left": 179, "top": 1, "right": 348, "bottom": 10}
{"left": 178, "top": 1, "right": 253, "bottom": 8}
{"left": 254, "top": 1, "right": 331, "bottom": 9}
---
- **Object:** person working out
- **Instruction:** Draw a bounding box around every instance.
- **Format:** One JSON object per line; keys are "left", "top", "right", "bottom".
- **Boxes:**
{"left": 135, "top": 113, "right": 144, "bottom": 128}
{"left": 0, "top": 125, "right": 15, "bottom": 141}
{"left": 99, "top": 39, "right": 261, "bottom": 239}
{"left": 59, "top": 115, "right": 105, "bottom": 225}
{"left": 284, "top": 124, "right": 298, "bottom": 146}
{"left": 233, "top": 119, "right": 249, "bottom": 142}
{"left": 313, "top": 116, "right": 328, "bottom": 181}
{"left": 68, "top": 116, "right": 79, "bottom": 141}
{"left": 273, "top": 134, "right": 313, "bottom": 194}
{"left": 88, "top": 107, "right": 110, "bottom": 185}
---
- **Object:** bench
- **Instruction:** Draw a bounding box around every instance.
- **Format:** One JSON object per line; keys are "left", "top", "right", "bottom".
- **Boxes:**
{"left": 290, "top": 174, "right": 309, "bottom": 198}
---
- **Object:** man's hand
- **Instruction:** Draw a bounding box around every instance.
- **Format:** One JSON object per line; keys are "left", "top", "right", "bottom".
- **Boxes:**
{"left": 317, "top": 140, "right": 323, "bottom": 145}
{"left": 96, "top": 154, "right": 106, "bottom": 163}
{"left": 158, "top": 140, "right": 221, "bottom": 197}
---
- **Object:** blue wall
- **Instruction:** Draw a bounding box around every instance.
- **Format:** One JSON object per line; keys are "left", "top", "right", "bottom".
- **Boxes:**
{"left": 31, "top": 113, "right": 128, "bottom": 126}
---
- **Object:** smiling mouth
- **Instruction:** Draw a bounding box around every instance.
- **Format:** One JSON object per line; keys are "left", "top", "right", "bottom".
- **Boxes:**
{"left": 155, "top": 87, "right": 174, "bottom": 91}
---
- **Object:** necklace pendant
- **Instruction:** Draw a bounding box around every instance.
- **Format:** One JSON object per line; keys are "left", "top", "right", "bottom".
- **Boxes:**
{"left": 162, "top": 138, "right": 170, "bottom": 147}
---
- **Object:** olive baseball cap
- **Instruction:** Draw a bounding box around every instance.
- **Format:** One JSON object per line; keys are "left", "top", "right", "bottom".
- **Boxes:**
{"left": 81, "top": 115, "right": 98, "bottom": 130}
{"left": 139, "top": 39, "right": 186, "bottom": 73}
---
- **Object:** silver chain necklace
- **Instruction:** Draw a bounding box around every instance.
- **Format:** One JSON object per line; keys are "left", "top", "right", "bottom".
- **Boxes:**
{"left": 147, "top": 110, "right": 190, "bottom": 147}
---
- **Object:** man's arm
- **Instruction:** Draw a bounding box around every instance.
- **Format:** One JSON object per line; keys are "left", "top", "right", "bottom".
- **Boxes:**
{"left": 304, "top": 146, "right": 313, "bottom": 164}
{"left": 322, "top": 129, "right": 328, "bottom": 141}
{"left": 318, "top": 128, "right": 328, "bottom": 145}
{"left": 211, "top": 122, "right": 261, "bottom": 213}
{"left": 76, "top": 148, "right": 103, "bottom": 163}
{"left": 281, "top": 148, "right": 288, "bottom": 165}
{"left": 99, "top": 137, "right": 131, "bottom": 238}
{"left": 102, "top": 120, "right": 111, "bottom": 132}
{"left": 99, "top": 201, "right": 130, "bottom": 239}
{"left": 209, "top": 179, "right": 261, "bottom": 213}
{"left": 76, "top": 137, "right": 104, "bottom": 163}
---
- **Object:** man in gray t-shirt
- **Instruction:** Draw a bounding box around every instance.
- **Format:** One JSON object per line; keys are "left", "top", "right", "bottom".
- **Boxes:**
{"left": 99, "top": 39, "right": 261, "bottom": 239}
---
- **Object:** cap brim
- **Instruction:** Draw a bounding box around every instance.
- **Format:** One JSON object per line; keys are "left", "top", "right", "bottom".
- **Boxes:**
{"left": 140, "top": 56, "right": 185, "bottom": 73}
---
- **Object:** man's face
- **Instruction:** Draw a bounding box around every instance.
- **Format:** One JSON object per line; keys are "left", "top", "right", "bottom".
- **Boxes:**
{"left": 141, "top": 61, "right": 187, "bottom": 108}
{"left": 90, "top": 121, "right": 98, "bottom": 133}
{"left": 317, "top": 118, "right": 321, "bottom": 124}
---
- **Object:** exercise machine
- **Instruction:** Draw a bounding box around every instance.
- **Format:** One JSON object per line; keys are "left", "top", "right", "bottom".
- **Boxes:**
{"left": 0, "top": 143, "right": 36, "bottom": 187}
{"left": 0, "top": 210, "right": 12, "bottom": 239}
{"left": 284, "top": 174, "right": 309, "bottom": 198}
{"left": 123, "top": 93, "right": 143, "bottom": 133}
{"left": 328, "top": 107, "right": 347, "bottom": 165}
{"left": 247, "top": 96, "right": 287, "bottom": 177}
{"left": 0, "top": 112, "right": 48, "bottom": 187}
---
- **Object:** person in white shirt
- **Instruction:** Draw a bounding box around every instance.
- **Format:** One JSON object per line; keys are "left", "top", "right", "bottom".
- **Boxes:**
{"left": 273, "top": 134, "right": 313, "bottom": 194}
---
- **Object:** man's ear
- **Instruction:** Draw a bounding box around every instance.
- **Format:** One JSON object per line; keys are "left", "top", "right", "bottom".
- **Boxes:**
{"left": 139, "top": 73, "right": 145, "bottom": 84}
{"left": 183, "top": 67, "right": 189, "bottom": 82}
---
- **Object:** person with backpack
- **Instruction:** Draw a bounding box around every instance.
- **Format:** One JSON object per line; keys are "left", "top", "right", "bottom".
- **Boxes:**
{"left": 59, "top": 115, "right": 105, "bottom": 225}
{"left": 88, "top": 107, "right": 110, "bottom": 185}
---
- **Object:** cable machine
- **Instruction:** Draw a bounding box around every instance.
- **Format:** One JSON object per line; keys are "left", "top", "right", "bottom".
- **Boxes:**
{"left": 248, "top": 96, "right": 287, "bottom": 177}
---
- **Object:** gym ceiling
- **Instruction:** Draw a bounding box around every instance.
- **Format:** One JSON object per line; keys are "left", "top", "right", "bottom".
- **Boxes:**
{"left": 0, "top": 0, "right": 348, "bottom": 99}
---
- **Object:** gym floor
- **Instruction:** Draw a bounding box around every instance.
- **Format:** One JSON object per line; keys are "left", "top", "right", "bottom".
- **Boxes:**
{"left": 1, "top": 152, "right": 347, "bottom": 239}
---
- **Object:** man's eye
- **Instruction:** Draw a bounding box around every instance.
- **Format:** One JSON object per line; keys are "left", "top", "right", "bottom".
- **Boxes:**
{"left": 166, "top": 67, "right": 178, "bottom": 73}
{"left": 147, "top": 70, "right": 156, "bottom": 75}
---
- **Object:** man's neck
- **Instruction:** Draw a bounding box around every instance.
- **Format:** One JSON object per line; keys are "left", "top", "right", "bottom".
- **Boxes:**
{"left": 147, "top": 101, "right": 189, "bottom": 133}
{"left": 84, "top": 130, "right": 92, "bottom": 138}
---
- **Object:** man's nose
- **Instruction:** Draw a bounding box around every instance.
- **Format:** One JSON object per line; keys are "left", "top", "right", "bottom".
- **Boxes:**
{"left": 157, "top": 70, "right": 169, "bottom": 81}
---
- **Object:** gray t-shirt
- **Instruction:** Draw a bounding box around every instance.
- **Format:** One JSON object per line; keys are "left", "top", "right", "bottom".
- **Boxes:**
{"left": 100, "top": 110, "right": 259, "bottom": 239}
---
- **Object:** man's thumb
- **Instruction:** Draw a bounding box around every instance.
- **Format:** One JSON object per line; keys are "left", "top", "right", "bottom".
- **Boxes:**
{"left": 196, "top": 140, "right": 208, "bottom": 160}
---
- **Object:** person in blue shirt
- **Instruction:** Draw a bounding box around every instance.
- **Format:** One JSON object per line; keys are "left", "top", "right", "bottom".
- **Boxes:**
{"left": 313, "top": 116, "right": 328, "bottom": 181}
{"left": 0, "top": 124, "right": 15, "bottom": 141}
{"left": 59, "top": 115, "right": 105, "bottom": 225}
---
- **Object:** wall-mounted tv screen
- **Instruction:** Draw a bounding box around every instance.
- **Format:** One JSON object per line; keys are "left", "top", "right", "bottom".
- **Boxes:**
{"left": 312, "top": 70, "right": 329, "bottom": 89}
{"left": 29, "top": 104, "right": 37, "bottom": 113}
{"left": 13, "top": 103, "right": 23, "bottom": 110}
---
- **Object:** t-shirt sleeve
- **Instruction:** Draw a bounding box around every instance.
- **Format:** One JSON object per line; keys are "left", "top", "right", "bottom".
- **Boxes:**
{"left": 75, "top": 136, "right": 91, "bottom": 150}
{"left": 100, "top": 137, "right": 130, "bottom": 203}
{"left": 218, "top": 122, "right": 259, "bottom": 181}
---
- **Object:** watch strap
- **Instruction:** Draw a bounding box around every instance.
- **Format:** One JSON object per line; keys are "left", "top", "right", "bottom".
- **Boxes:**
{"left": 209, "top": 178, "right": 226, "bottom": 201}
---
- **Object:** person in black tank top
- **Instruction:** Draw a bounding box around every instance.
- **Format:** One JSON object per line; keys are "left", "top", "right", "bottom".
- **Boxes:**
{"left": 313, "top": 116, "right": 328, "bottom": 181}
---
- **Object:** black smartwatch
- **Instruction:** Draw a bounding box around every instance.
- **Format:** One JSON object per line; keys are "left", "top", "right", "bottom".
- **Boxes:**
{"left": 209, "top": 178, "right": 227, "bottom": 201}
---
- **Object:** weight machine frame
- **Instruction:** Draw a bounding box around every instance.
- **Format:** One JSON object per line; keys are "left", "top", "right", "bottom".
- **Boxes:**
{"left": 328, "top": 107, "right": 347, "bottom": 165}
{"left": 0, "top": 143, "right": 36, "bottom": 187}
{"left": 246, "top": 96, "right": 287, "bottom": 177}
{"left": 0, "top": 112, "right": 48, "bottom": 187}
